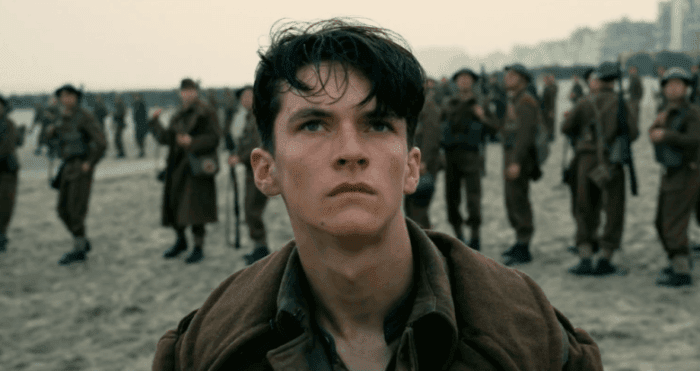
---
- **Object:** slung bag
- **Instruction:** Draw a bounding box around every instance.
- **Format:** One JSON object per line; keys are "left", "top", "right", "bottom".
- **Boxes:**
{"left": 188, "top": 152, "right": 220, "bottom": 178}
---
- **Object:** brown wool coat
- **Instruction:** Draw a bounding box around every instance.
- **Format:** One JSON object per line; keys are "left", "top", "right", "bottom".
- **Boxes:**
{"left": 502, "top": 89, "right": 540, "bottom": 177}
{"left": 153, "top": 219, "right": 603, "bottom": 371}
{"left": 150, "top": 100, "right": 221, "bottom": 227}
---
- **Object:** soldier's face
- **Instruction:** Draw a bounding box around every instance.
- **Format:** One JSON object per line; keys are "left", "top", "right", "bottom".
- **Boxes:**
{"left": 663, "top": 79, "right": 687, "bottom": 100}
{"left": 455, "top": 74, "right": 474, "bottom": 91}
{"left": 59, "top": 91, "right": 78, "bottom": 109}
{"left": 504, "top": 71, "right": 522, "bottom": 90}
{"left": 259, "top": 62, "right": 420, "bottom": 239}
{"left": 240, "top": 89, "right": 253, "bottom": 110}
{"left": 180, "top": 88, "right": 198, "bottom": 106}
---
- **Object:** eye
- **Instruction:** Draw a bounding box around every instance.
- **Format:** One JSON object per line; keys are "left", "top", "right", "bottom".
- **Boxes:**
{"left": 370, "top": 121, "right": 394, "bottom": 133}
{"left": 300, "top": 120, "right": 323, "bottom": 132}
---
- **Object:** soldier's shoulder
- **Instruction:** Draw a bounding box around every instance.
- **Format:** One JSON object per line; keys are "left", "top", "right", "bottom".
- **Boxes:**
{"left": 686, "top": 103, "right": 700, "bottom": 119}
{"left": 78, "top": 107, "right": 97, "bottom": 121}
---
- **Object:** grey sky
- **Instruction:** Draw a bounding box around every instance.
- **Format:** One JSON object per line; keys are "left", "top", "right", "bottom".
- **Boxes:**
{"left": 2, "top": 0, "right": 658, "bottom": 94}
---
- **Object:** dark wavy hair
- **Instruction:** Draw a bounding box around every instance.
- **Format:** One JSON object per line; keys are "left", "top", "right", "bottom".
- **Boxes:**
{"left": 253, "top": 18, "right": 426, "bottom": 155}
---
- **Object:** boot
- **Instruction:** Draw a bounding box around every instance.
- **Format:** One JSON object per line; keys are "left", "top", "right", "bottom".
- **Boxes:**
{"left": 568, "top": 258, "right": 595, "bottom": 276}
{"left": 656, "top": 271, "right": 692, "bottom": 287}
{"left": 593, "top": 258, "right": 625, "bottom": 276}
{"left": 163, "top": 237, "right": 187, "bottom": 258}
{"left": 244, "top": 245, "right": 270, "bottom": 265}
{"left": 185, "top": 246, "right": 204, "bottom": 264}
{"left": 502, "top": 243, "right": 532, "bottom": 266}
{"left": 58, "top": 237, "right": 89, "bottom": 265}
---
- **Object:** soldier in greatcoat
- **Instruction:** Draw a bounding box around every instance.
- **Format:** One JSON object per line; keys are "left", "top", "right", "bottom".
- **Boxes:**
{"left": 46, "top": 84, "right": 107, "bottom": 265}
{"left": 569, "top": 75, "right": 585, "bottom": 104}
{"left": 440, "top": 68, "right": 499, "bottom": 251}
{"left": 650, "top": 68, "right": 700, "bottom": 287}
{"left": 628, "top": 66, "right": 644, "bottom": 121}
{"left": 93, "top": 94, "right": 108, "bottom": 133}
{"left": 542, "top": 73, "right": 558, "bottom": 141}
{"left": 0, "top": 95, "right": 20, "bottom": 253}
{"left": 403, "top": 83, "right": 441, "bottom": 230}
{"left": 150, "top": 78, "right": 221, "bottom": 264}
{"left": 228, "top": 86, "right": 270, "bottom": 265}
{"left": 499, "top": 64, "right": 542, "bottom": 266}
{"left": 113, "top": 94, "right": 127, "bottom": 158}
{"left": 562, "top": 62, "right": 639, "bottom": 276}
{"left": 132, "top": 93, "right": 149, "bottom": 158}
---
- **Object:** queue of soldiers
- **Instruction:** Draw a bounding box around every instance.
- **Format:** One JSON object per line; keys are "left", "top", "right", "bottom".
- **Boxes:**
{"left": 0, "top": 60, "right": 699, "bottom": 287}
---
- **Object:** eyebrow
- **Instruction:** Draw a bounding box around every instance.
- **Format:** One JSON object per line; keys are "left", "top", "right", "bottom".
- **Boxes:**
{"left": 287, "top": 107, "right": 399, "bottom": 124}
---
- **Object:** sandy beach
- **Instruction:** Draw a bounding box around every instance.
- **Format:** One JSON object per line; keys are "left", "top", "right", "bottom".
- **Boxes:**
{"left": 1, "top": 79, "right": 699, "bottom": 370}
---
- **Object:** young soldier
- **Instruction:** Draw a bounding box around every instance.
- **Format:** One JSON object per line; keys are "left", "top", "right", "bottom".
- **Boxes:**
{"left": 562, "top": 62, "right": 639, "bottom": 276}
{"left": 92, "top": 94, "right": 108, "bottom": 133}
{"left": 150, "top": 78, "right": 221, "bottom": 264}
{"left": 628, "top": 66, "right": 644, "bottom": 121}
{"left": 228, "top": 86, "right": 271, "bottom": 265}
{"left": 113, "top": 94, "right": 127, "bottom": 158}
{"left": 569, "top": 75, "right": 585, "bottom": 104}
{"left": 0, "top": 95, "right": 20, "bottom": 253}
{"left": 403, "top": 80, "right": 441, "bottom": 229}
{"left": 499, "top": 63, "right": 542, "bottom": 266}
{"left": 132, "top": 93, "right": 149, "bottom": 158}
{"left": 440, "top": 68, "right": 498, "bottom": 250}
{"left": 47, "top": 84, "right": 107, "bottom": 265}
{"left": 650, "top": 67, "right": 700, "bottom": 287}
{"left": 542, "top": 73, "right": 559, "bottom": 141}
{"left": 153, "top": 19, "right": 602, "bottom": 370}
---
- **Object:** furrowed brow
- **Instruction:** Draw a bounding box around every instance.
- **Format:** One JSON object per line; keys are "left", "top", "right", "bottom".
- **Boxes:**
{"left": 288, "top": 108, "right": 332, "bottom": 123}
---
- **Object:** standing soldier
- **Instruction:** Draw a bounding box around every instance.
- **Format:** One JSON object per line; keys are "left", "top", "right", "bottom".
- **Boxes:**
{"left": 441, "top": 68, "right": 498, "bottom": 251}
{"left": 499, "top": 64, "right": 542, "bottom": 266}
{"left": 222, "top": 88, "right": 239, "bottom": 151}
{"left": 150, "top": 78, "right": 221, "bottom": 264}
{"left": 562, "top": 62, "right": 639, "bottom": 276}
{"left": 47, "top": 84, "right": 107, "bottom": 265}
{"left": 628, "top": 66, "right": 644, "bottom": 121}
{"left": 132, "top": 93, "right": 149, "bottom": 158}
{"left": 542, "top": 73, "right": 558, "bottom": 141}
{"left": 228, "top": 86, "right": 270, "bottom": 265}
{"left": 569, "top": 75, "right": 585, "bottom": 104}
{"left": 0, "top": 95, "right": 20, "bottom": 253}
{"left": 93, "top": 94, "right": 108, "bottom": 133}
{"left": 31, "top": 97, "right": 58, "bottom": 156}
{"left": 113, "top": 95, "right": 127, "bottom": 158}
{"left": 404, "top": 81, "right": 441, "bottom": 229}
{"left": 650, "top": 68, "right": 700, "bottom": 287}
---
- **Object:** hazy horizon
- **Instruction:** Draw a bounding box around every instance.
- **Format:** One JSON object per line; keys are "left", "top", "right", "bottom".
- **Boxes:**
{"left": 2, "top": 0, "right": 659, "bottom": 95}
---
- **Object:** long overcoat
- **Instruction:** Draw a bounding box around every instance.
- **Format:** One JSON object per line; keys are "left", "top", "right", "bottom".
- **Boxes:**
{"left": 150, "top": 100, "right": 221, "bottom": 227}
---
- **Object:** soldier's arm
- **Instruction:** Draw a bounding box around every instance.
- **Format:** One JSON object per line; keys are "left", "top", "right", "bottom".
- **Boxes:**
{"left": 663, "top": 109, "right": 700, "bottom": 149}
{"left": 189, "top": 108, "right": 221, "bottom": 154}
{"left": 82, "top": 112, "right": 107, "bottom": 165}
{"left": 149, "top": 116, "right": 175, "bottom": 146}
{"left": 512, "top": 96, "right": 538, "bottom": 165}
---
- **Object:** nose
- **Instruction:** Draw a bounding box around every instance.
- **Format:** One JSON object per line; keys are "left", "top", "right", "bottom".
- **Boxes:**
{"left": 333, "top": 124, "right": 369, "bottom": 170}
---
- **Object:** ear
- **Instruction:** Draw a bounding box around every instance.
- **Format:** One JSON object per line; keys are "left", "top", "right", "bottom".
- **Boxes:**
{"left": 403, "top": 146, "right": 421, "bottom": 195}
{"left": 251, "top": 148, "right": 282, "bottom": 196}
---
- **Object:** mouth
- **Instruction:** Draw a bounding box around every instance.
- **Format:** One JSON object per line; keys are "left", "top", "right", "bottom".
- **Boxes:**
{"left": 328, "top": 182, "right": 376, "bottom": 197}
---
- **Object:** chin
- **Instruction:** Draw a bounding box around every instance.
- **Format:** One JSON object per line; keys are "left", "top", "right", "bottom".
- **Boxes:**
{"left": 318, "top": 209, "right": 387, "bottom": 237}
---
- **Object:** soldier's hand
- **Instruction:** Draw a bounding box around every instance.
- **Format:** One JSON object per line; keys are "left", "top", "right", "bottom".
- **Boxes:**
{"left": 505, "top": 163, "right": 521, "bottom": 180}
{"left": 82, "top": 162, "right": 91, "bottom": 172}
{"left": 228, "top": 155, "right": 240, "bottom": 167}
{"left": 153, "top": 108, "right": 163, "bottom": 119}
{"left": 176, "top": 133, "right": 192, "bottom": 148}
{"left": 650, "top": 128, "right": 665, "bottom": 143}
{"left": 473, "top": 105, "right": 486, "bottom": 121}
{"left": 654, "top": 111, "right": 668, "bottom": 125}
{"left": 45, "top": 124, "right": 55, "bottom": 136}
{"left": 563, "top": 111, "right": 570, "bottom": 119}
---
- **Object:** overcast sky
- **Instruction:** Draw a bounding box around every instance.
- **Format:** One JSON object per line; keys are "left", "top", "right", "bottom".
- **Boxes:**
{"left": 2, "top": 0, "right": 660, "bottom": 95}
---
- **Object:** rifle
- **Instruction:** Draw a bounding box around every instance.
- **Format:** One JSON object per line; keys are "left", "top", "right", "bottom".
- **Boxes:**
{"left": 615, "top": 60, "right": 639, "bottom": 196}
{"left": 224, "top": 137, "right": 241, "bottom": 249}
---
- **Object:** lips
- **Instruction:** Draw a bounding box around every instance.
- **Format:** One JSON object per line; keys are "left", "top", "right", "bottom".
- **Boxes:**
{"left": 328, "top": 182, "right": 376, "bottom": 197}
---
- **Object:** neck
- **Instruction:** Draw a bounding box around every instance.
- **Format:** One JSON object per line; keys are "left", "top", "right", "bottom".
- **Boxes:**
{"left": 507, "top": 84, "right": 524, "bottom": 96}
{"left": 295, "top": 211, "right": 414, "bottom": 339}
